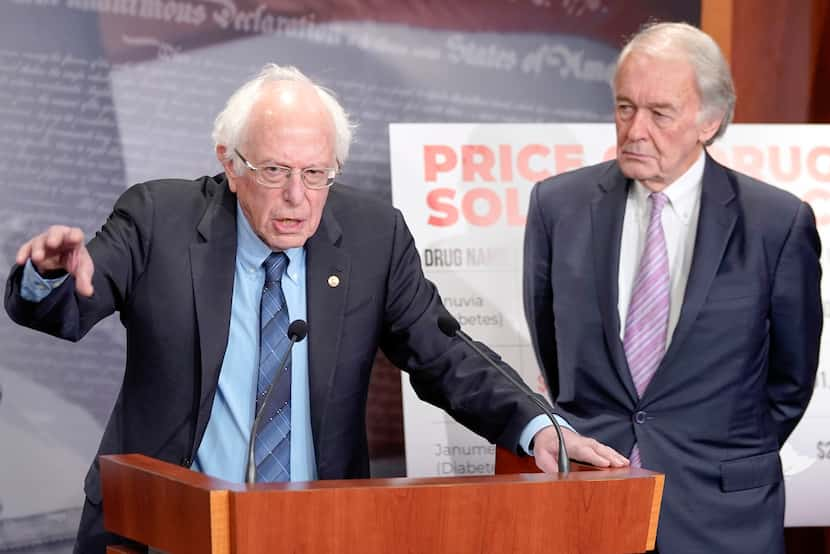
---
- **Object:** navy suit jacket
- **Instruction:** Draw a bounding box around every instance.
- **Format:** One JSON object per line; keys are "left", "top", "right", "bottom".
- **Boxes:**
{"left": 523, "top": 155, "right": 822, "bottom": 553}
{"left": 6, "top": 174, "right": 542, "bottom": 552}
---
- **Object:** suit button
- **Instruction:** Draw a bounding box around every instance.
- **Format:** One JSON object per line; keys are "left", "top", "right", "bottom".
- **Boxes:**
{"left": 633, "top": 411, "right": 647, "bottom": 424}
{"left": 181, "top": 457, "right": 192, "bottom": 467}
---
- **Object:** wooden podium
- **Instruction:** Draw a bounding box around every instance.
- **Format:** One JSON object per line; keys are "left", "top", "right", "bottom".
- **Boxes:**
{"left": 100, "top": 451, "right": 663, "bottom": 554}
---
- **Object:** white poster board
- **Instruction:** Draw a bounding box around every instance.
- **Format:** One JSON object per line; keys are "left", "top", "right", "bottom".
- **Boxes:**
{"left": 390, "top": 123, "right": 830, "bottom": 526}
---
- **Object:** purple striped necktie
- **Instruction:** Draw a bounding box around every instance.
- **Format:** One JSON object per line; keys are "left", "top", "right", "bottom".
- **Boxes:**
{"left": 624, "top": 191, "right": 669, "bottom": 468}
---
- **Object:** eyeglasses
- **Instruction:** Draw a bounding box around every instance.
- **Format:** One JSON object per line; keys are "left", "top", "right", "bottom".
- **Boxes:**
{"left": 234, "top": 149, "right": 338, "bottom": 190}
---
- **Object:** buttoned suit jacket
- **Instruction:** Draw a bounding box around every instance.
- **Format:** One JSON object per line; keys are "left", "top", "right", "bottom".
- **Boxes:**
{"left": 523, "top": 154, "right": 822, "bottom": 553}
{"left": 6, "top": 174, "right": 542, "bottom": 552}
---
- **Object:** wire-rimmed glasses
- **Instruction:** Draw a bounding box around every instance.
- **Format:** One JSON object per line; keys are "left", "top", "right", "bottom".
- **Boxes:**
{"left": 234, "top": 149, "right": 338, "bottom": 190}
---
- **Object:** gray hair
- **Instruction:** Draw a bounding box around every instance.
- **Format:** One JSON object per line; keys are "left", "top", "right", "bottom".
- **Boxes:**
{"left": 212, "top": 64, "right": 355, "bottom": 174}
{"left": 615, "top": 22, "right": 736, "bottom": 145}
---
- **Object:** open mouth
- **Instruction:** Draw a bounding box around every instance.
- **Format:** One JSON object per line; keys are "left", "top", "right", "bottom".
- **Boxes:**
{"left": 273, "top": 218, "right": 303, "bottom": 232}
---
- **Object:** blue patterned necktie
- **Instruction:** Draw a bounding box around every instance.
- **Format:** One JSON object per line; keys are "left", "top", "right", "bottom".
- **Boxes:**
{"left": 254, "top": 252, "right": 291, "bottom": 482}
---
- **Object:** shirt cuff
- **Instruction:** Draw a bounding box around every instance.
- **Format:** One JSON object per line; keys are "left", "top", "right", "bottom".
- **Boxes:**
{"left": 519, "top": 413, "right": 575, "bottom": 455}
{"left": 20, "top": 259, "right": 69, "bottom": 302}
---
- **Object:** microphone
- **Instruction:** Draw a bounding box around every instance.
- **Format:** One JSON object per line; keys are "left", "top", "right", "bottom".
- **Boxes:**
{"left": 245, "top": 319, "right": 308, "bottom": 484}
{"left": 437, "top": 314, "right": 570, "bottom": 474}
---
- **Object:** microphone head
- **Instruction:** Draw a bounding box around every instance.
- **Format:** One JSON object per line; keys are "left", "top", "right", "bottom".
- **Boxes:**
{"left": 437, "top": 314, "right": 460, "bottom": 337}
{"left": 288, "top": 319, "right": 308, "bottom": 341}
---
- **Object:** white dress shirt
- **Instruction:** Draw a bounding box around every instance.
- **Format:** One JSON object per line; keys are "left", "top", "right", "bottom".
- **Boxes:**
{"left": 618, "top": 151, "right": 706, "bottom": 347}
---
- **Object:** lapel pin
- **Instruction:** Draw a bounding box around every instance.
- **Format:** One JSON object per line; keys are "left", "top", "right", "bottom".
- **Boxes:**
{"left": 328, "top": 275, "right": 340, "bottom": 288}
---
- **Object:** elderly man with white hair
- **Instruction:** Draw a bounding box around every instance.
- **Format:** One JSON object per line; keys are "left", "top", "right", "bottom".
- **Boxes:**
{"left": 5, "top": 64, "right": 627, "bottom": 553}
{"left": 523, "top": 21, "right": 822, "bottom": 553}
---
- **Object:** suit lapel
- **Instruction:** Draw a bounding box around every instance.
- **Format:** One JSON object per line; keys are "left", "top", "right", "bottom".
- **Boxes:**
{"left": 654, "top": 155, "right": 737, "bottom": 376}
{"left": 591, "top": 164, "right": 639, "bottom": 402}
{"left": 190, "top": 179, "right": 237, "bottom": 429}
{"left": 304, "top": 202, "right": 350, "bottom": 464}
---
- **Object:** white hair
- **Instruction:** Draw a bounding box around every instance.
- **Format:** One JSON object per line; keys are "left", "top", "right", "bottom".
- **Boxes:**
{"left": 615, "top": 22, "right": 736, "bottom": 145}
{"left": 212, "top": 64, "right": 355, "bottom": 174}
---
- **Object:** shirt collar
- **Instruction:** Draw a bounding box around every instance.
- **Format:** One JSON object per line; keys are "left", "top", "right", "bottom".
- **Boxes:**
{"left": 235, "top": 202, "right": 304, "bottom": 283}
{"left": 631, "top": 149, "right": 705, "bottom": 225}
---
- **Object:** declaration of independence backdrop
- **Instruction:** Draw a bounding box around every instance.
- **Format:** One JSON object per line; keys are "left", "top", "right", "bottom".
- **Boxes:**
{"left": 0, "top": 2, "right": 702, "bottom": 551}
{"left": 391, "top": 123, "right": 830, "bottom": 527}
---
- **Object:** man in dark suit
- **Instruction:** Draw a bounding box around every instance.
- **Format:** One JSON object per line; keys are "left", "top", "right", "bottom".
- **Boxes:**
{"left": 6, "top": 64, "right": 626, "bottom": 553}
{"left": 524, "top": 22, "right": 822, "bottom": 553}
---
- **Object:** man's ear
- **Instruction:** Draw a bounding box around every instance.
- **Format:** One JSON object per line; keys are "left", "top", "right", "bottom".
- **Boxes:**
{"left": 216, "top": 145, "right": 238, "bottom": 193}
{"left": 698, "top": 113, "right": 723, "bottom": 144}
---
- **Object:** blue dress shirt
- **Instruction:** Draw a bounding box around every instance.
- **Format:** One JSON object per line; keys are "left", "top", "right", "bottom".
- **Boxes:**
{"left": 192, "top": 203, "right": 316, "bottom": 482}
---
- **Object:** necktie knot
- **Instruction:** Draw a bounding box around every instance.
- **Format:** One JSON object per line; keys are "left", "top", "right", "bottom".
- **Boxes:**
{"left": 650, "top": 191, "right": 669, "bottom": 214}
{"left": 263, "top": 252, "right": 288, "bottom": 285}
